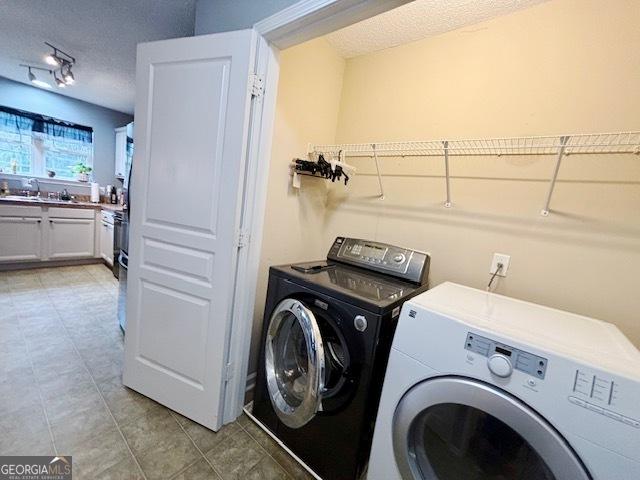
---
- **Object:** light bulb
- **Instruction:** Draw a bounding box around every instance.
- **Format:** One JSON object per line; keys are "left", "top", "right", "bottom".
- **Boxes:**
{"left": 32, "top": 79, "right": 52, "bottom": 89}
{"left": 63, "top": 69, "right": 75, "bottom": 85}
{"left": 55, "top": 76, "right": 66, "bottom": 88}
{"left": 45, "top": 54, "right": 60, "bottom": 66}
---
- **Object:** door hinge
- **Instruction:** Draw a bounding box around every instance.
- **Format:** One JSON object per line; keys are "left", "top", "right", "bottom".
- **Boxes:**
{"left": 249, "top": 73, "right": 264, "bottom": 98}
{"left": 224, "top": 363, "right": 234, "bottom": 383}
{"left": 237, "top": 230, "right": 251, "bottom": 249}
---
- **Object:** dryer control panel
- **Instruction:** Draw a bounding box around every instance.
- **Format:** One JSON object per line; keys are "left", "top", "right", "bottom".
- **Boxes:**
{"left": 568, "top": 369, "right": 640, "bottom": 428}
{"left": 328, "top": 237, "right": 430, "bottom": 285}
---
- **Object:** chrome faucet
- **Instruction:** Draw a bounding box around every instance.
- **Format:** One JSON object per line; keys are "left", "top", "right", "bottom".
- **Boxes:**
{"left": 27, "top": 178, "right": 40, "bottom": 197}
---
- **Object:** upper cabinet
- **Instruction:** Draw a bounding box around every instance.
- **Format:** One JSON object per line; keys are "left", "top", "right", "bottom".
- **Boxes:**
{"left": 115, "top": 126, "right": 127, "bottom": 179}
{"left": 115, "top": 122, "right": 134, "bottom": 183}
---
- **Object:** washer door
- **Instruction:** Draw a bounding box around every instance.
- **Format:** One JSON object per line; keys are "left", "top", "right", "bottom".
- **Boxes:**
{"left": 265, "top": 298, "right": 326, "bottom": 429}
{"left": 393, "top": 377, "right": 591, "bottom": 480}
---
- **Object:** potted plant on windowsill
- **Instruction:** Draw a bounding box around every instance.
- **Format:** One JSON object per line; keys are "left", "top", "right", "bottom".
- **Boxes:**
{"left": 73, "top": 163, "right": 92, "bottom": 182}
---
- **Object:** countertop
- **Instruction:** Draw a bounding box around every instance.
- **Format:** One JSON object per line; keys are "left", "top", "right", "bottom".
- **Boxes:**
{"left": 0, "top": 196, "right": 125, "bottom": 211}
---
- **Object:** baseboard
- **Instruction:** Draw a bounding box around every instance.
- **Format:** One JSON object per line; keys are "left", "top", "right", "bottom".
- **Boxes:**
{"left": 0, "top": 257, "right": 103, "bottom": 271}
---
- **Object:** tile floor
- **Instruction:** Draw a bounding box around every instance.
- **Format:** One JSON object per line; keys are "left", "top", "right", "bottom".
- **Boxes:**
{"left": 0, "top": 264, "right": 314, "bottom": 480}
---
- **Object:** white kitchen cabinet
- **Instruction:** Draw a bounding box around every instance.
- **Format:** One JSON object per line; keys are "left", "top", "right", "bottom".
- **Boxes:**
{"left": 0, "top": 204, "right": 97, "bottom": 264}
{"left": 115, "top": 126, "right": 128, "bottom": 179}
{"left": 48, "top": 217, "right": 95, "bottom": 259}
{"left": 0, "top": 216, "right": 42, "bottom": 262}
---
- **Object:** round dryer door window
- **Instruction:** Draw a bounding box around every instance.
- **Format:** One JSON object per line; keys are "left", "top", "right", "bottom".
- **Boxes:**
{"left": 265, "top": 298, "right": 326, "bottom": 429}
{"left": 393, "top": 377, "right": 590, "bottom": 480}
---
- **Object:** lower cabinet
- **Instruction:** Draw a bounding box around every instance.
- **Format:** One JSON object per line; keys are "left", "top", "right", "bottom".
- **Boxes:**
{"left": 0, "top": 204, "right": 97, "bottom": 264}
{"left": 0, "top": 216, "right": 43, "bottom": 262}
{"left": 48, "top": 218, "right": 96, "bottom": 259}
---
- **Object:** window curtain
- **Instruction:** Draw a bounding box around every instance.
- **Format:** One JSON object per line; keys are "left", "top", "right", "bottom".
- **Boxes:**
{"left": 38, "top": 122, "right": 92, "bottom": 143}
{"left": 0, "top": 108, "right": 34, "bottom": 133}
{"left": 0, "top": 106, "right": 92, "bottom": 143}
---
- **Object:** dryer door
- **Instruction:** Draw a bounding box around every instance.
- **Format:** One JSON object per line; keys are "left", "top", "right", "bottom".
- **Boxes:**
{"left": 393, "top": 377, "right": 591, "bottom": 480}
{"left": 265, "top": 298, "right": 325, "bottom": 429}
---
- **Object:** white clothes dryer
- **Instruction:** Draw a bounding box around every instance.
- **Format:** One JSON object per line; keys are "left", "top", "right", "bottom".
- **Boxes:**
{"left": 368, "top": 282, "right": 640, "bottom": 480}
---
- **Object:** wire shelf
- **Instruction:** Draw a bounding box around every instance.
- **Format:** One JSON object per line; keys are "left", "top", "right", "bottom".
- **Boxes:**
{"left": 313, "top": 132, "right": 640, "bottom": 158}
{"left": 309, "top": 131, "right": 640, "bottom": 216}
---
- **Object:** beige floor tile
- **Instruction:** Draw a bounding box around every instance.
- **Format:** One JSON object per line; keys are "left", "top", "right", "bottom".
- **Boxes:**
{"left": 121, "top": 409, "right": 201, "bottom": 479}
{"left": 38, "top": 365, "right": 94, "bottom": 399}
{"left": 99, "top": 376, "right": 165, "bottom": 425}
{"left": 0, "top": 403, "right": 54, "bottom": 456}
{"left": 92, "top": 454, "right": 144, "bottom": 480}
{"left": 57, "top": 424, "right": 132, "bottom": 479}
{"left": 245, "top": 455, "right": 290, "bottom": 480}
{"left": 119, "top": 407, "right": 183, "bottom": 456}
{"left": 206, "top": 429, "right": 266, "bottom": 480}
{"left": 172, "top": 458, "right": 221, "bottom": 480}
{"left": 45, "top": 388, "right": 107, "bottom": 428}
{"left": 0, "top": 377, "right": 42, "bottom": 417}
{"left": 243, "top": 420, "right": 315, "bottom": 480}
{"left": 178, "top": 415, "right": 241, "bottom": 455}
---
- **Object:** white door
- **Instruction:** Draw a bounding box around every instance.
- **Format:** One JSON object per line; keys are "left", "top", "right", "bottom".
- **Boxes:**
{"left": 48, "top": 218, "right": 95, "bottom": 259}
{"left": 0, "top": 216, "right": 42, "bottom": 262}
{"left": 123, "top": 29, "right": 258, "bottom": 430}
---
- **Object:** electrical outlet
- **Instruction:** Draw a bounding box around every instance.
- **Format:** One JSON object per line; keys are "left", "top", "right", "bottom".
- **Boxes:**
{"left": 490, "top": 253, "right": 510, "bottom": 277}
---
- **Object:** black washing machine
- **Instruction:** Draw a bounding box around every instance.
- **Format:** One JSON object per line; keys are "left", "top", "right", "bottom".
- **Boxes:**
{"left": 252, "top": 237, "right": 430, "bottom": 479}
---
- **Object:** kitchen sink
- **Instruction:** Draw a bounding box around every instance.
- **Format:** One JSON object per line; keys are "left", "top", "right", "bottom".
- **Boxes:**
{"left": 1, "top": 195, "right": 77, "bottom": 204}
{"left": 2, "top": 195, "right": 44, "bottom": 202}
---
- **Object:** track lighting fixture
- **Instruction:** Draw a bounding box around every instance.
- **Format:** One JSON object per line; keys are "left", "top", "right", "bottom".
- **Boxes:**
{"left": 20, "top": 42, "right": 78, "bottom": 89}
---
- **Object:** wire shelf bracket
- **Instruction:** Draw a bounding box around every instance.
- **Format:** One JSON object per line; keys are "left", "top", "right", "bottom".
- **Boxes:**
{"left": 372, "top": 144, "right": 384, "bottom": 199}
{"left": 443, "top": 140, "right": 452, "bottom": 208}
{"left": 540, "top": 135, "right": 569, "bottom": 216}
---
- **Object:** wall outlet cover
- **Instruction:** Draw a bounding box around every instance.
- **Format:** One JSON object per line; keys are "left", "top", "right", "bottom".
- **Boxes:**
{"left": 490, "top": 253, "right": 510, "bottom": 277}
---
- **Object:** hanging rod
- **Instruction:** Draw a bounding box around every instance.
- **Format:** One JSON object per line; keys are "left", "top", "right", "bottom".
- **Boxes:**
{"left": 311, "top": 131, "right": 640, "bottom": 215}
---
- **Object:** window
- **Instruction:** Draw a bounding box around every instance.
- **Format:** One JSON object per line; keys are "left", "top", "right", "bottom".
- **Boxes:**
{"left": 0, "top": 107, "right": 93, "bottom": 181}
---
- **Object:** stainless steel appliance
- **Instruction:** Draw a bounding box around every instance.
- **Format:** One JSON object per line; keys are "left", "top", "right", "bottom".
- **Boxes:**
{"left": 117, "top": 247, "right": 127, "bottom": 332}
{"left": 117, "top": 129, "right": 132, "bottom": 332}
{"left": 112, "top": 211, "right": 123, "bottom": 279}
{"left": 252, "top": 237, "right": 431, "bottom": 480}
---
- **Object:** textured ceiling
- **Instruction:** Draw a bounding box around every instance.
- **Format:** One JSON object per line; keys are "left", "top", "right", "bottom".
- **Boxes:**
{"left": 0, "top": 0, "right": 196, "bottom": 114}
{"left": 326, "top": 0, "right": 548, "bottom": 58}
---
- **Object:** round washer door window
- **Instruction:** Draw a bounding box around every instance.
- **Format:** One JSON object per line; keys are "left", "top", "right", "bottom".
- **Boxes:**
{"left": 265, "top": 298, "right": 325, "bottom": 429}
{"left": 393, "top": 377, "right": 591, "bottom": 480}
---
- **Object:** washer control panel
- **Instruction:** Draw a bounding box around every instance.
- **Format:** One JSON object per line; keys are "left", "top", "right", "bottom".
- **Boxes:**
{"left": 328, "top": 237, "right": 430, "bottom": 285}
{"left": 464, "top": 332, "right": 548, "bottom": 379}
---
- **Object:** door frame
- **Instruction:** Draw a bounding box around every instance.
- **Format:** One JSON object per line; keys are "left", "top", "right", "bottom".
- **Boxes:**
{"left": 223, "top": 0, "right": 412, "bottom": 422}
